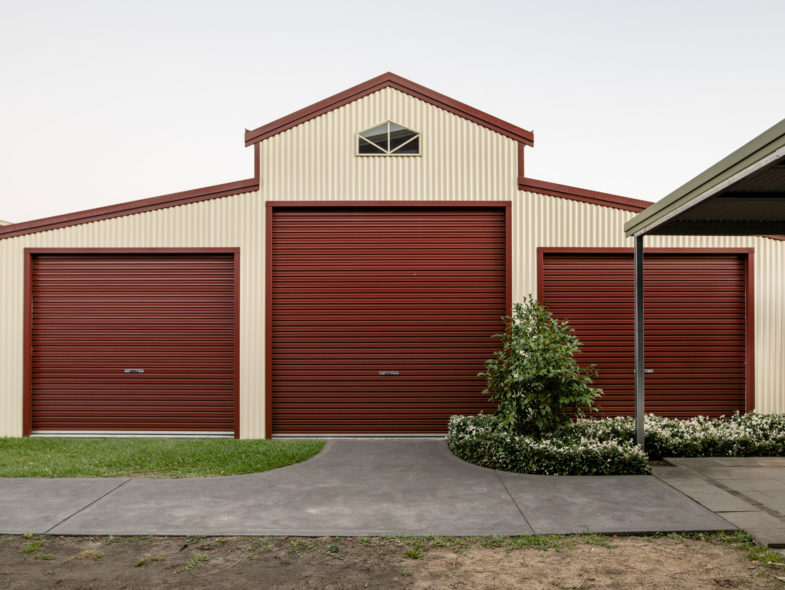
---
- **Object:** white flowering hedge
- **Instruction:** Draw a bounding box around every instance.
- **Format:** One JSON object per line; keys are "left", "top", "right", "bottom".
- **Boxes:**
{"left": 448, "top": 412, "right": 785, "bottom": 475}
{"left": 448, "top": 414, "right": 649, "bottom": 475}
{"left": 569, "top": 413, "right": 785, "bottom": 459}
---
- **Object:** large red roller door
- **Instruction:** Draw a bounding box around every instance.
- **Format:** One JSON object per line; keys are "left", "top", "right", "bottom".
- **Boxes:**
{"left": 271, "top": 206, "right": 508, "bottom": 434}
{"left": 540, "top": 251, "right": 749, "bottom": 417}
{"left": 30, "top": 252, "right": 237, "bottom": 434}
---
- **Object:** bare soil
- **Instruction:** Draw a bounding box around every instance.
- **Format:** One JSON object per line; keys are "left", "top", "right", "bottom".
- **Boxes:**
{"left": 0, "top": 534, "right": 783, "bottom": 589}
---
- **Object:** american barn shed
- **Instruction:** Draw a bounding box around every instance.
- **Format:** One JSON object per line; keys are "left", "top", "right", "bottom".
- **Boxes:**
{"left": 1, "top": 73, "right": 783, "bottom": 439}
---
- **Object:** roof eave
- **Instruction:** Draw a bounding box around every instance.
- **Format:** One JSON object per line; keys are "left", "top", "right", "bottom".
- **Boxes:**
{"left": 624, "top": 118, "right": 785, "bottom": 237}
{"left": 244, "top": 72, "right": 535, "bottom": 147}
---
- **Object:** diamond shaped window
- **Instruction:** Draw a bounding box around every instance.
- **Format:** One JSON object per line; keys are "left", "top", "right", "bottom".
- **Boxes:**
{"left": 358, "top": 122, "right": 419, "bottom": 156}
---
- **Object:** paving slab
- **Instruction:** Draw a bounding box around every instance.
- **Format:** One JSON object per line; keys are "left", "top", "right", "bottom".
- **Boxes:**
{"left": 719, "top": 513, "right": 785, "bottom": 548}
{"left": 499, "top": 472, "right": 732, "bottom": 534}
{"left": 656, "top": 457, "right": 785, "bottom": 548}
{"left": 742, "top": 490, "right": 785, "bottom": 515}
{"left": 650, "top": 467, "right": 753, "bottom": 512}
{"left": 0, "top": 478, "right": 129, "bottom": 534}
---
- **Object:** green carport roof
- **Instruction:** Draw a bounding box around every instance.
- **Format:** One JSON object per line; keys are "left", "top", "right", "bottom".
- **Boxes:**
{"left": 625, "top": 118, "right": 785, "bottom": 237}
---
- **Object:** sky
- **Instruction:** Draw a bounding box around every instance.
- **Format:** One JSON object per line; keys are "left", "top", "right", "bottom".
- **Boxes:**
{"left": 1, "top": 0, "right": 783, "bottom": 224}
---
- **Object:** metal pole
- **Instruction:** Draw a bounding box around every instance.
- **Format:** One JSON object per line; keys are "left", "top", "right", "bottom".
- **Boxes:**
{"left": 634, "top": 234, "right": 645, "bottom": 449}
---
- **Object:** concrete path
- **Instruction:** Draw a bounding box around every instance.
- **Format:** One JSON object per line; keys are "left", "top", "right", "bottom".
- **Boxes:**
{"left": 0, "top": 440, "right": 732, "bottom": 537}
{"left": 652, "top": 457, "right": 785, "bottom": 549}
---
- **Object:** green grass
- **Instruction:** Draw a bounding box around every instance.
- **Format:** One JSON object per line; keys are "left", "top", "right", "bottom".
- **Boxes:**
{"left": 173, "top": 554, "right": 209, "bottom": 574}
{"left": 713, "top": 530, "right": 785, "bottom": 566}
{"left": 0, "top": 438, "right": 325, "bottom": 478}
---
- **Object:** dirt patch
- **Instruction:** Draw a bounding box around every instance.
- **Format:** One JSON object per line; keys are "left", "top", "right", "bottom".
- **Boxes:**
{"left": 0, "top": 534, "right": 782, "bottom": 589}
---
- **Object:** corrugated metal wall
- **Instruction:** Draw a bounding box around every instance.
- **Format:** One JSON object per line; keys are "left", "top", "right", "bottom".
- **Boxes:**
{"left": 261, "top": 88, "right": 513, "bottom": 203}
{"left": 0, "top": 193, "right": 267, "bottom": 438}
{"left": 517, "top": 191, "right": 785, "bottom": 413}
{"left": 1, "top": 86, "right": 784, "bottom": 437}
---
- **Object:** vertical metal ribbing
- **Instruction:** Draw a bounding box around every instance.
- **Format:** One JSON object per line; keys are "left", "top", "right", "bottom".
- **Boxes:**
{"left": 634, "top": 234, "right": 645, "bottom": 449}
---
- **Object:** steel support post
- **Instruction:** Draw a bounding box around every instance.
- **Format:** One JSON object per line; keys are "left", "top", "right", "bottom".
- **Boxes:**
{"left": 634, "top": 235, "right": 645, "bottom": 449}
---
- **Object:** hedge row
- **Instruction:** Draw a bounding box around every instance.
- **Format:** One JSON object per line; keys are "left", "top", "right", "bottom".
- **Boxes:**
{"left": 447, "top": 412, "right": 785, "bottom": 476}
{"left": 568, "top": 413, "right": 785, "bottom": 460}
{"left": 447, "top": 414, "right": 649, "bottom": 475}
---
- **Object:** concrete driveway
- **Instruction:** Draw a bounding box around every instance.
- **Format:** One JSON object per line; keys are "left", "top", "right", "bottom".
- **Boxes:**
{"left": 0, "top": 439, "right": 733, "bottom": 537}
{"left": 653, "top": 456, "right": 785, "bottom": 550}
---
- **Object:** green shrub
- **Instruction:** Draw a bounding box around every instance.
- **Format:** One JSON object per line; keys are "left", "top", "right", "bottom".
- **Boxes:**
{"left": 448, "top": 413, "right": 785, "bottom": 475}
{"left": 568, "top": 413, "right": 785, "bottom": 459}
{"left": 448, "top": 414, "right": 649, "bottom": 475}
{"left": 479, "top": 297, "right": 602, "bottom": 436}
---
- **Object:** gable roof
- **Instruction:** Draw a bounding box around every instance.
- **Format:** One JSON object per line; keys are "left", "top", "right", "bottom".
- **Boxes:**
{"left": 244, "top": 72, "right": 535, "bottom": 147}
{"left": 0, "top": 74, "right": 649, "bottom": 241}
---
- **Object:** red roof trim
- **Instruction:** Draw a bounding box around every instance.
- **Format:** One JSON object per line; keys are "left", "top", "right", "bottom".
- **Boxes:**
{"left": 518, "top": 176, "right": 652, "bottom": 212}
{"left": 0, "top": 147, "right": 260, "bottom": 241}
{"left": 244, "top": 72, "right": 535, "bottom": 147}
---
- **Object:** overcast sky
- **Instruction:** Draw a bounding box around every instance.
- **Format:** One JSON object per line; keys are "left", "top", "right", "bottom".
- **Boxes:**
{"left": 1, "top": 0, "right": 782, "bottom": 223}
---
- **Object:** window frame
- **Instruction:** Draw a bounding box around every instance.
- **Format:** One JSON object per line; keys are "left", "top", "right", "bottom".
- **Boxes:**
{"left": 356, "top": 121, "right": 421, "bottom": 157}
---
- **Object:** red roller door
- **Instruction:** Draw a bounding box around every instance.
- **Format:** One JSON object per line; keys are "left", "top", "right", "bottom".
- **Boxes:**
{"left": 30, "top": 252, "right": 237, "bottom": 433}
{"left": 540, "top": 251, "right": 749, "bottom": 417}
{"left": 271, "top": 206, "right": 507, "bottom": 434}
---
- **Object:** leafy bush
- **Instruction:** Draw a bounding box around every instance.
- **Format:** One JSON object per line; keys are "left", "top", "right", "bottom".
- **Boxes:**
{"left": 568, "top": 413, "right": 785, "bottom": 459}
{"left": 448, "top": 412, "right": 785, "bottom": 475}
{"left": 479, "top": 297, "right": 602, "bottom": 436}
{"left": 448, "top": 414, "right": 649, "bottom": 475}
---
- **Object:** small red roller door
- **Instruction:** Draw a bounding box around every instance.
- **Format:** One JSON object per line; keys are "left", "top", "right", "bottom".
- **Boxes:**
{"left": 271, "top": 206, "right": 507, "bottom": 434}
{"left": 31, "top": 253, "right": 237, "bottom": 433}
{"left": 540, "top": 252, "right": 748, "bottom": 417}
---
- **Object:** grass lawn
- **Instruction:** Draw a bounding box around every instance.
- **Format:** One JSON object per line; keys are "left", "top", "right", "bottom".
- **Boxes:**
{"left": 0, "top": 438, "right": 325, "bottom": 478}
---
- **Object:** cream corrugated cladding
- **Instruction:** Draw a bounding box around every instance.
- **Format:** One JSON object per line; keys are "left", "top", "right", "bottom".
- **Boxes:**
{"left": 1, "top": 87, "right": 782, "bottom": 437}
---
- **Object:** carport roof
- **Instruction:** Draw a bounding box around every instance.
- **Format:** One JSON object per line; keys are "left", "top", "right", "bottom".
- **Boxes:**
{"left": 624, "top": 118, "right": 785, "bottom": 237}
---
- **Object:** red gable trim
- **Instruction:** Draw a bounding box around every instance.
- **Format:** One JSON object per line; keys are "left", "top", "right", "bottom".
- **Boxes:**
{"left": 518, "top": 176, "right": 652, "bottom": 212}
{"left": 244, "top": 72, "right": 535, "bottom": 147}
{"left": 0, "top": 147, "right": 260, "bottom": 241}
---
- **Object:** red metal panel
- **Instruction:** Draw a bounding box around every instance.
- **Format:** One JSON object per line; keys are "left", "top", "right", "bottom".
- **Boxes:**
{"left": 271, "top": 207, "right": 507, "bottom": 434}
{"left": 540, "top": 252, "right": 748, "bottom": 418}
{"left": 30, "top": 253, "right": 236, "bottom": 432}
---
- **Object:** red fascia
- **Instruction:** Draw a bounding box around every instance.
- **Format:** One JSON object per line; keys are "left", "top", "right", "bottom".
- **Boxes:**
{"left": 0, "top": 145, "right": 260, "bottom": 241}
{"left": 519, "top": 175, "right": 653, "bottom": 213}
{"left": 244, "top": 72, "right": 535, "bottom": 147}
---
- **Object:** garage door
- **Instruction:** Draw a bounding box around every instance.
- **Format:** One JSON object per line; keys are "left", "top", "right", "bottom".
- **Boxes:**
{"left": 271, "top": 206, "right": 507, "bottom": 434}
{"left": 30, "top": 253, "right": 237, "bottom": 434}
{"left": 540, "top": 252, "right": 748, "bottom": 417}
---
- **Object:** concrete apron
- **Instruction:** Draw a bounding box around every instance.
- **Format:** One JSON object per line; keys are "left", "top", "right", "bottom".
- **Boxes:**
{"left": 0, "top": 440, "right": 732, "bottom": 537}
{"left": 653, "top": 457, "right": 785, "bottom": 550}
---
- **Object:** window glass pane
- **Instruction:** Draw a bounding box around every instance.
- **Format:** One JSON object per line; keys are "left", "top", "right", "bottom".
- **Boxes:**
{"left": 392, "top": 135, "right": 419, "bottom": 154}
{"left": 389, "top": 123, "right": 417, "bottom": 152}
{"left": 359, "top": 123, "right": 388, "bottom": 152}
{"left": 358, "top": 137, "right": 385, "bottom": 154}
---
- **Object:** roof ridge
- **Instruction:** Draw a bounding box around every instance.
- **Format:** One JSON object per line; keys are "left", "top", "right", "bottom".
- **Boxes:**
{"left": 244, "top": 72, "right": 534, "bottom": 146}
